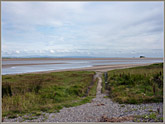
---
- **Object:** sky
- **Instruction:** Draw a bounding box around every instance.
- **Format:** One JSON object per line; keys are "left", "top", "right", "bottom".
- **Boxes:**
{"left": 2, "top": 2, "right": 164, "bottom": 58}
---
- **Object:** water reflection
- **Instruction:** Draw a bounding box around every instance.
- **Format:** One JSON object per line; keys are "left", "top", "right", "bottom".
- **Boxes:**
{"left": 2, "top": 59, "right": 163, "bottom": 75}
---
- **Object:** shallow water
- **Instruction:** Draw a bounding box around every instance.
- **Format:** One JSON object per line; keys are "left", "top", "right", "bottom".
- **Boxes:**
{"left": 2, "top": 59, "right": 163, "bottom": 75}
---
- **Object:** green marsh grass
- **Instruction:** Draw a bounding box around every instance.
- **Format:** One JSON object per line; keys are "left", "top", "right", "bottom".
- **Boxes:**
{"left": 104, "top": 63, "right": 163, "bottom": 104}
{"left": 2, "top": 71, "right": 97, "bottom": 118}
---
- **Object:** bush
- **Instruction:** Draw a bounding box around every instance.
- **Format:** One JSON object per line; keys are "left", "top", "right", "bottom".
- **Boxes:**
{"left": 2, "top": 82, "right": 12, "bottom": 97}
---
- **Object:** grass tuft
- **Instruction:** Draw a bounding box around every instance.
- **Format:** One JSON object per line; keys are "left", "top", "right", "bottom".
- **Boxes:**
{"left": 104, "top": 63, "right": 163, "bottom": 104}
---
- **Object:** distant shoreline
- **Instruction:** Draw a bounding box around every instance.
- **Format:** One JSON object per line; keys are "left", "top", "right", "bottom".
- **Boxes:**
{"left": 2, "top": 58, "right": 163, "bottom": 75}
{"left": 4, "top": 63, "right": 158, "bottom": 75}
{"left": 2, "top": 57, "right": 163, "bottom": 61}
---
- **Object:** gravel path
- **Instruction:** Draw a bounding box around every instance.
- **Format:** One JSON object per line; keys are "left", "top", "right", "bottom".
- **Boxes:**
{"left": 3, "top": 72, "right": 163, "bottom": 122}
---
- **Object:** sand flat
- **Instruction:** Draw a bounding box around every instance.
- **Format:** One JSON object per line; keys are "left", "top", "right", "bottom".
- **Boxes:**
{"left": 5, "top": 63, "right": 152, "bottom": 75}
{"left": 2, "top": 63, "right": 65, "bottom": 68}
{"left": 2, "top": 58, "right": 162, "bottom": 75}
{"left": 2, "top": 57, "right": 163, "bottom": 61}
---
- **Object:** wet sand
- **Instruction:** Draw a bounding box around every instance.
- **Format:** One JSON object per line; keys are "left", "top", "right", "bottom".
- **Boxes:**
{"left": 3, "top": 58, "right": 162, "bottom": 75}
{"left": 2, "top": 63, "right": 65, "bottom": 68}
{"left": 7, "top": 63, "right": 153, "bottom": 75}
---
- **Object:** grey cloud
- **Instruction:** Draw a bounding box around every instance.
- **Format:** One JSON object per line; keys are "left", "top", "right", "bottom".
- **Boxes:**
{"left": 2, "top": 2, "right": 164, "bottom": 58}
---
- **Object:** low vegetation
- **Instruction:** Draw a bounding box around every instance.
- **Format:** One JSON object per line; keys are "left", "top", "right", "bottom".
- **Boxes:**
{"left": 2, "top": 71, "right": 97, "bottom": 118}
{"left": 103, "top": 63, "right": 163, "bottom": 104}
{"left": 134, "top": 112, "right": 163, "bottom": 122}
{"left": 101, "top": 74, "right": 106, "bottom": 93}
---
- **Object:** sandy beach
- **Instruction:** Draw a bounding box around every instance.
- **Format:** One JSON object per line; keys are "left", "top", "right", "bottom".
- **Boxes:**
{"left": 7, "top": 63, "right": 153, "bottom": 75}
{"left": 2, "top": 57, "right": 163, "bottom": 61}
{"left": 2, "top": 58, "right": 162, "bottom": 75}
{"left": 2, "top": 63, "right": 65, "bottom": 68}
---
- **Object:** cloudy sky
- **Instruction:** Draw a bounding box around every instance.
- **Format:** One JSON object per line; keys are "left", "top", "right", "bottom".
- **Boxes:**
{"left": 2, "top": 2, "right": 164, "bottom": 58}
